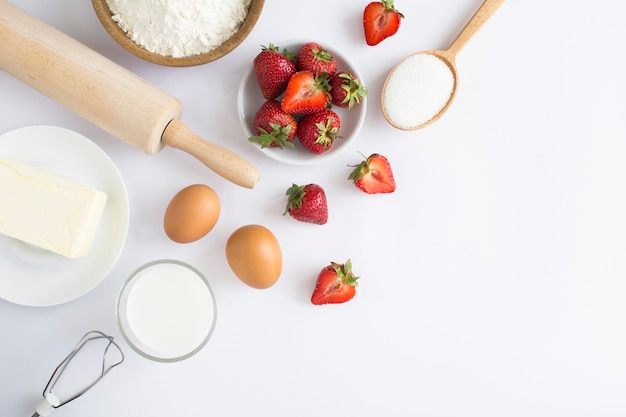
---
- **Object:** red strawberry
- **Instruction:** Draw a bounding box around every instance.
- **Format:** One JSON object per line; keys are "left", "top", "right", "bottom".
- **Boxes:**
{"left": 249, "top": 100, "right": 297, "bottom": 149}
{"left": 329, "top": 71, "right": 368, "bottom": 109}
{"left": 253, "top": 44, "right": 296, "bottom": 99}
{"left": 296, "top": 42, "right": 338, "bottom": 77}
{"left": 348, "top": 153, "right": 396, "bottom": 194}
{"left": 281, "top": 71, "right": 330, "bottom": 115}
{"left": 297, "top": 110, "right": 341, "bottom": 155}
{"left": 284, "top": 183, "right": 328, "bottom": 225}
{"left": 311, "top": 259, "right": 359, "bottom": 305}
{"left": 363, "top": 0, "right": 404, "bottom": 46}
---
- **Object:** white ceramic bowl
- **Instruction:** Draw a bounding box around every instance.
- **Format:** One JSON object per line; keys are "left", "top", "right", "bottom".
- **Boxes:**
{"left": 237, "top": 39, "right": 367, "bottom": 165}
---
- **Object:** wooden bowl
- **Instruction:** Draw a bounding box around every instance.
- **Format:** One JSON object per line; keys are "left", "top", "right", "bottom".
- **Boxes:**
{"left": 92, "top": 0, "right": 264, "bottom": 67}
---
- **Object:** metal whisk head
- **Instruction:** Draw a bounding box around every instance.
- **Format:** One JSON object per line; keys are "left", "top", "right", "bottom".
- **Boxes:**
{"left": 32, "top": 330, "right": 124, "bottom": 417}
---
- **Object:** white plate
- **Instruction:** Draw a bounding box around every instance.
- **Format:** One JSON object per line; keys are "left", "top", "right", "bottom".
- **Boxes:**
{"left": 237, "top": 39, "right": 367, "bottom": 165}
{"left": 0, "top": 126, "right": 129, "bottom": 307}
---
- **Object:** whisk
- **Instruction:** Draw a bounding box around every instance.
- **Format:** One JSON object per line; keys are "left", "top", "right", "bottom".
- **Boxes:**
{"left": 31, "top": 330, "right": 124, "bottom": 417}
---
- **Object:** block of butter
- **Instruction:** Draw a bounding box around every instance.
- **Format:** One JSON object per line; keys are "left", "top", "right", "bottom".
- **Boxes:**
{"left": 0, "top": 157, "right": 108, "bottom": 259}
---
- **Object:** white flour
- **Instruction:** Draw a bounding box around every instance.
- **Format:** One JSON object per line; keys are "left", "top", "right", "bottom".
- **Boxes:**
{"left": 106, "top": 0, "right": 252, "bottom": 58}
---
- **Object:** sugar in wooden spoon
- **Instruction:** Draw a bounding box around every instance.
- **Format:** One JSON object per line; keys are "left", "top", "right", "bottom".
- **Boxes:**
{"left": 382, "top": 0, "right": 505, "bottom": 130}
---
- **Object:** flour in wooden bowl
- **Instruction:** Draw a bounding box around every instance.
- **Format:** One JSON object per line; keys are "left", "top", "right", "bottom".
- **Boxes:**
{"left": 106, "top": 0, "right": 252, "bottom": 58}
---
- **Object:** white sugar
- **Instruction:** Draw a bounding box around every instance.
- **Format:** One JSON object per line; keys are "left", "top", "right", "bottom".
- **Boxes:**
{"left": 383, "top": 53, "right": 455, "bottom": 129}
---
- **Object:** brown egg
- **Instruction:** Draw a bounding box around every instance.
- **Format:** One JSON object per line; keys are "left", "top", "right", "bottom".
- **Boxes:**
{"left": 225, "top": 224, "right": 282, "bottom": 289}
{"left": 164, "top": 184, "right": 220, "bottom": 243}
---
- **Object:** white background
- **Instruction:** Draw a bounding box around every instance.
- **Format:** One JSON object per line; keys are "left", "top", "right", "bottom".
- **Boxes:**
{"left": 2, "top": 0, "right": 626, "bottom": 416}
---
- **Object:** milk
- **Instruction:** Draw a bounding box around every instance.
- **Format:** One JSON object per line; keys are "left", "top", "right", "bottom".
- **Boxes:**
{"left": 120, "top": 261, "right": 216, "bottom": 361}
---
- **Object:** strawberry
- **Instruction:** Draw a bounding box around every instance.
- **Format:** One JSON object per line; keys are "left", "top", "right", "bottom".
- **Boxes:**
{"left": 297, "top": 110, "right": 341, "bottom": 155}
{"left": 249, "top": 100, "right": 297, "bottom": 149}
{"left": 253, "top": 44, "right": 296, "bottom": 99}
{"left": 329, "top": 71, "right": 368, "bottom": 109}
{"left": 311, "top": 259, "right": 359, "bottom": 305}
{"left": 348, "top": 153, "right": 396, "bottom": 194}
{"left": 284, "top": 183, "right": 328, "bottom": 225}
{"left": 281, "top": 71, "right": 330, "bottom": 115}
{"left": 296, "top": 42, "right": 338, "bottom": 77}
{"left": 363, "top": 0, "right": 404, "bottom": 46}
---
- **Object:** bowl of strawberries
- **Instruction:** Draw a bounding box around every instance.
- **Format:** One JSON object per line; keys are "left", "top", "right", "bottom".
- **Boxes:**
{"left": 237, "top": 39, "right": 367, "bottom": 165}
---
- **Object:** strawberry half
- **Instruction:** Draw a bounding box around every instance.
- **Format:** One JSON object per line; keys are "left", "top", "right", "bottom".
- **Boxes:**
{"left": 296, "top": 42, "right": 338, "bottom": 77}
{"left": 284, "top": 183, "right": 328, "bottom": 225}
{"left": 297, "top": 110, "right": 341, "bottom": 155}
{"left": 253, "top": 44, "right": 296, "bottom": 99}
{"left": 348, "top": 153, "right": 396, "bottom": 194}
{"left": 363, "top": 0, "right": 404, "bottom": 46}
{"left": 281, "top": 71, "right": 330, "bottom": 115}
{"left": 329, "top": 71, "right": 368, "bottom": 109}
{"left": 249, "top": 99, "right": 297, "bottom": 149}
{"left": 311, "top": 259, "right": 359, "bottom": 305}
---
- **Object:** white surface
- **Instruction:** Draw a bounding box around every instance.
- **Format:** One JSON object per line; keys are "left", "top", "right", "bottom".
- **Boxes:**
{"left": 0, "top": 126, "right": 128, "bottom": 306}
{"left": 238, "top": 39, "right": 367, "bottom": 165}
{"left": 1, "top": 0, "right": 625, "bottom": 416}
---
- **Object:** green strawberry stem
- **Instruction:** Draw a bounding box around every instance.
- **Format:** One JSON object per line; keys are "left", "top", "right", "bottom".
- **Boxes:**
{"left": 332, "top": 259, "right": 359, "bottom": 286}
{"left": 249, "top": 123, "right": 295, "bottom": 149}
{"left": 284, "top": 183, "right": 306, "bottom": 214}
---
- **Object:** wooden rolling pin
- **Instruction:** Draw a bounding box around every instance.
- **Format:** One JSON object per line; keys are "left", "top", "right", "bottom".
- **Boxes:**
{"left": 0, "top": 1, "right": 260, "bottom": 189}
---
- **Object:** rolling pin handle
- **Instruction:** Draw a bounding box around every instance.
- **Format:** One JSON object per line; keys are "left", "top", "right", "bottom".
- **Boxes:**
{"left": 162, "top": 119, "right": 261, "bottom": 189}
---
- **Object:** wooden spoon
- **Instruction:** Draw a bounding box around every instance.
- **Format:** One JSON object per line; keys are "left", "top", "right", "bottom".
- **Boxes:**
{"left": 382, "top": 0, "right": 505, "bottom": 130}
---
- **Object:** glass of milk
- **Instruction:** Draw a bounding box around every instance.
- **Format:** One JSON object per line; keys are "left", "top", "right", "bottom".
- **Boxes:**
{"left": 116, "top": 259, "right": 217, "bottom": 362}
